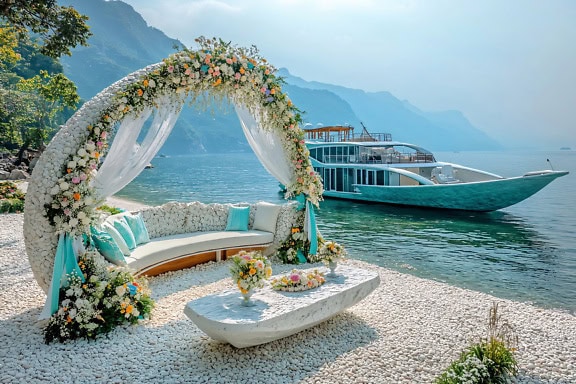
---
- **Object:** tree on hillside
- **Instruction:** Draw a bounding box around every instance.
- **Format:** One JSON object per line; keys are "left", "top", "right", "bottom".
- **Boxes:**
{"left": 8, "top": 70, "right": 80, "bottom": 163}
{"left": 0, "top": 26, "right": 20, "bottom": 69}
{"left": 0, "top": 1, "right": 87, "bottom": 159}
{"left": 0, "top": 0, "right": 91, "bottom": 58}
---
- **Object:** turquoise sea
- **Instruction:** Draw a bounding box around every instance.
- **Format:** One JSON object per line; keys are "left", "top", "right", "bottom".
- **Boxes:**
{"left": 116, "top": 150, "right": 576, "bottom": 314}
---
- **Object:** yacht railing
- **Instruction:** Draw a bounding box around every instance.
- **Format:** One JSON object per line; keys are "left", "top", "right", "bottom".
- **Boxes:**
{"left": 347, "top": 132, "right": 392, "bottom": 142}
{"left": 305, "top": 128, "right": 392, "bottom": 143}
{"left": 323, "top": 152, "right": 435, "bottom": 164}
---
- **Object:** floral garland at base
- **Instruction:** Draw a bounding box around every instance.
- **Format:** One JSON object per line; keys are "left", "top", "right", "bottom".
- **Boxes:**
{"left": 44, "top": 250, "right": 154, "bottom": 343}
{"left": 275, "top": 226, "right": 309, "bottom": 264}
{"left": 270, "top": 269, "right": 325, "bottom": 292}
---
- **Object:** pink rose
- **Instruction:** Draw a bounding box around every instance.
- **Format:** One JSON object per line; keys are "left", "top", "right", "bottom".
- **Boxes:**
{"left": 290, "top": 274, "right": 300, "bottom": 282}
{"left": 71, "top": 176, "right": 80, "bottom": 184}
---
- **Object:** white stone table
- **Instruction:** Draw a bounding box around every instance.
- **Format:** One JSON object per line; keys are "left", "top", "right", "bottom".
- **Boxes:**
{"left": 183, "top": 266, "right": 380, "bottom": 348}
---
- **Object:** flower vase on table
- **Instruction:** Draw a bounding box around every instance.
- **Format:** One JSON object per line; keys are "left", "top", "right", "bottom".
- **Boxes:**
{"left": 240, "top": 288, "right": 255, "bottom": 307}
{"left": 328, "top": 260, "right": 338, "bottom": 277}
{"left": 230, "top": 250, "right": 272, "bottom": 307}
{"left": 317, "top": 240, "right": 346, "bottom": 278}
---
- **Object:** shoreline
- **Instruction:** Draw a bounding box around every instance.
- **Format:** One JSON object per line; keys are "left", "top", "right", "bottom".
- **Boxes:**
{"left": 104, "top": 195, "right": 150, "bottom": 211}
{"left": 2, "top": 213, "right": 575, "bottom": 383}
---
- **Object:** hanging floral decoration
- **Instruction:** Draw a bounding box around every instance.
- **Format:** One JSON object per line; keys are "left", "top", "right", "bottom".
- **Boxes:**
{"left": 44, "top": 37, "right": 324, "bottom": 238}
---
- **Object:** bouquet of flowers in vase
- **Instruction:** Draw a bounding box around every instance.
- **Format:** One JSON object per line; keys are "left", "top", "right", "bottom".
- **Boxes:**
{"left": 230, "top": 250, "right": 272, "bottom": 294}
{"left": 315, "top": 240, "right": 347, "bottom": 264}
{"left": 270, "top": 269, "right": 326, "bottom": 292}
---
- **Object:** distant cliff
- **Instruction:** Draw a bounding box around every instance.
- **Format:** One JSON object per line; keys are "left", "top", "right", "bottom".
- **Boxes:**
{"left": 278, "top": 69, "right": 501, "bottom": 151}
{"left": 60, "top": 0, "right": 501, "bottom": 153}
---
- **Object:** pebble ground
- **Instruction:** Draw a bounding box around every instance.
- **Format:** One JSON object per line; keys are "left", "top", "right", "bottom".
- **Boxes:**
{"left": 1, "top": 213, "right": 574, "bottom": 383}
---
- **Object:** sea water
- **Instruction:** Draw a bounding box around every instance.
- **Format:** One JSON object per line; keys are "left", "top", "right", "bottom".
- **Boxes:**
{"left": 116, "top": 150, "right": 576, "bottom": 314}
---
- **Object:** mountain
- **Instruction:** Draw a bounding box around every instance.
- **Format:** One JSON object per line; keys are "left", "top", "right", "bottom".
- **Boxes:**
{"left": 278, "top": 69, "right": 501, "bottom": 151}
{"left": 59, "top": 0, "right": 183, "bottom": 99}
{"left": 59, "top": 0, "right": 501, "bottom": 153}
{"left": 59, "top": 0, "right": 248, "bottom": 154}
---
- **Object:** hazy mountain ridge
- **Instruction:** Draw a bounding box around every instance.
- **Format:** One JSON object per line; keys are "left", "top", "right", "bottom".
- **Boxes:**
{"left": 59, "top": 0, "right": 501, "bottom": 153}
{"left": 278, "top": 69, "right": 501, "bottom": 151}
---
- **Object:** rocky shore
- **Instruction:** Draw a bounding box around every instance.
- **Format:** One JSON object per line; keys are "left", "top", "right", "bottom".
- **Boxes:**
{"left": 0, "top": 153, "right": 37, "bottom": 181}
{"left": 1, "top": 213, "right": 574, "bottom": 383}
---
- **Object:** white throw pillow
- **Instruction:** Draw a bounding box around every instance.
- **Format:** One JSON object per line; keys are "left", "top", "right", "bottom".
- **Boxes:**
{"left": 252, "top": 202, "right": 281, "bottom": 233}
{"left": 102, "top": 222, "right": 131, "bottom": 256}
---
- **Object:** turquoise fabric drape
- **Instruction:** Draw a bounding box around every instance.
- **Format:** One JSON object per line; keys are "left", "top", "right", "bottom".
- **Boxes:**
{"left": 295, "top": 193, "right": 318, "bottom": 261}
{"left": 45, "top": 234, "right": 85, "bottom": 317}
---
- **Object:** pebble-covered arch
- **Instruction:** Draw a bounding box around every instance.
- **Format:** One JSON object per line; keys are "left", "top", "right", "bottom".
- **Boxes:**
{"left": 24, "top": 38, "right": 323, "bottom": 292}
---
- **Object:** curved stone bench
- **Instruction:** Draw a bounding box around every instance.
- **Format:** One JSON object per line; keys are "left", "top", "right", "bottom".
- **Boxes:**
{"left": 126, "top": 230, "right": 274, "bottom": 276}
{"left": 106, "top": 200, "right": 300, "bottom": 276}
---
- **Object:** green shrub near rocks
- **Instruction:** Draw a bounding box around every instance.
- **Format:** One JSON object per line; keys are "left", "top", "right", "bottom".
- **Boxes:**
{"left": 0, "top": 182, "right": 26, "bottom": 213}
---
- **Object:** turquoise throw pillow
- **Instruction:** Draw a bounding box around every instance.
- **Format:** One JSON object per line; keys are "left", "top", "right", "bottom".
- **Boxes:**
{"left": 103, "top": 222, "right": 131, "bottom": 256}
{"left": 113, "top": 217, "right": 137, "bottom": 250}
{"left": 90, "top": 226, "right": 127, "bottom": 266}
{"left": 124, "top": 213, "right": 150, "bottom": 245}
{"left": 225, "top": 206, "right": 250, "bottom": 231}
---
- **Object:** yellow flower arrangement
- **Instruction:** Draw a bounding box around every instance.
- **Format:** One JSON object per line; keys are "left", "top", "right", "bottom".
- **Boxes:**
{"left": 229, "top": 250, "right": 272, "bottom": 294}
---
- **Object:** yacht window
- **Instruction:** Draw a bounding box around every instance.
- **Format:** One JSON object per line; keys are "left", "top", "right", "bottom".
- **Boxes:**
{"left": 377, "top": 171, "right": 384, "bottom": 185}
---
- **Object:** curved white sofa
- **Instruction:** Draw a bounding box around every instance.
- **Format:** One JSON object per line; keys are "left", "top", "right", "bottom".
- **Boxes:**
{"left": 106, "top": 201, "right": 300, "bottom": 276}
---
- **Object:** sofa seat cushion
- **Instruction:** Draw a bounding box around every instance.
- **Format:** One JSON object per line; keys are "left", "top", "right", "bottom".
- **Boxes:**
{"left": 125, "top": 230, "right": 274, "bottom": 272}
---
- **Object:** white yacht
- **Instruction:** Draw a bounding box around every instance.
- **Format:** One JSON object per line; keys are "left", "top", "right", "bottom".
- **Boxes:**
{"left": 305, "top": 125, "right": 568, "bottom": 211}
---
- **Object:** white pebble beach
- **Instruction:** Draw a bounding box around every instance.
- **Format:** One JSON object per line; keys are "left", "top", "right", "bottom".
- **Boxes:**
{"left": 1, "top": 210, "right": 574, "bottom": 383}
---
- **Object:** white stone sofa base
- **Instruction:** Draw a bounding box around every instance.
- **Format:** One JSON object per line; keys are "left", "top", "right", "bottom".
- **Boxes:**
{"left": 183, "top": 266, "right": 380, "bottom": 348}
{"left": 127, "top": 230, "right": 274, "bottom": 276}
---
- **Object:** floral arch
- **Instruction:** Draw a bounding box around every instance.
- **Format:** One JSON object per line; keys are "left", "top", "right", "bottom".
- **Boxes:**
{"left": 23, "top": 38, "right": 324, "bottom": 327}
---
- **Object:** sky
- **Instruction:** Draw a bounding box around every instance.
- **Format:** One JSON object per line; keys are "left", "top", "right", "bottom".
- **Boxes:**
{"left": 120, "top": 0, "right": 575, "bottom": 149}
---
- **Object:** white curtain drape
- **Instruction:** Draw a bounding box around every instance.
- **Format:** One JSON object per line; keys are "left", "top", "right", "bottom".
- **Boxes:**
{"left": 93, "top": 95, "right": 182, "bottom": 199}
{"left": 235, "top": 104, "right": 292, "bottom": 186}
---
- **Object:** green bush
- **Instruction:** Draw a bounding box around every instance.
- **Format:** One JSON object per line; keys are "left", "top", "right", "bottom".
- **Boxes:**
{"left": 436, "top": 303, "right": 518, "bottom": 384}
{"left": 0, "top": 182, "right": 26, "bottom": 213}
{"left": 96, "top": 204, "right": 123, "bottom": 215}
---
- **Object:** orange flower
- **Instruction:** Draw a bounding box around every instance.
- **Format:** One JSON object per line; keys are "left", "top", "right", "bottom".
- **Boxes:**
{"left": 66, "top": 316, "right": 72, "bottom": 324}
{"left": 137, "top": 88, "right": 143, "bottom": 96}
{"left": 143, "top": 79, "right": 149, "bottom": 87}
{"left": 239, "top": 67, "right": 245, "bottom": 74}
{"left": 67, "top": 168, "right": 72, "bottom": 174}
{"left": 125, "top": 304, "right": 133, "bottom": 314}
{"left": 213, "top": 78, "right": 222, "bottom": 87}
{"left": 291, "top": 227, "right": 300, "bottom": 234}
{"left": 249, "top": 268, "right": 257, "bottom": 276}
{"left": 73, "top": 192, "right": 81, "bottom": 201}
{"left": 94, "top": 152, "right": 100, "bottom": 158}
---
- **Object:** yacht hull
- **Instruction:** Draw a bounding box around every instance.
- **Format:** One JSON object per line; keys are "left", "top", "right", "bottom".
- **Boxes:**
{"left": 327, "top": 171, "right": 568, "bottom": 211}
